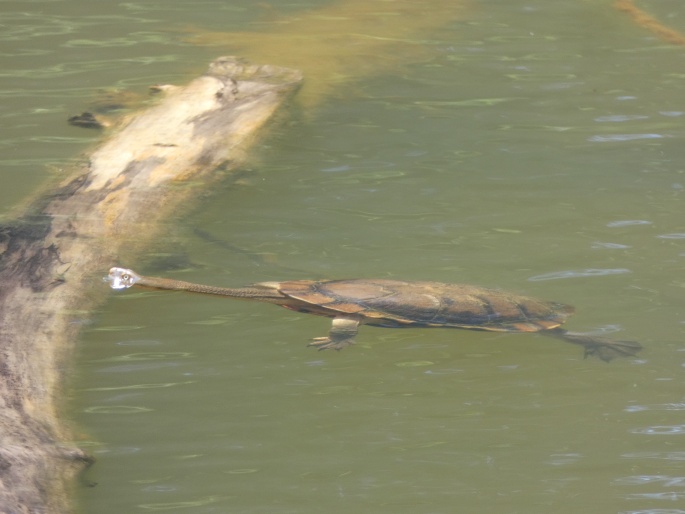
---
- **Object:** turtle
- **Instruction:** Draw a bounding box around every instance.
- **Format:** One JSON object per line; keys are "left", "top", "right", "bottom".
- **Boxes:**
{"left": 106, "top": 267, "right": 641, "bottom": 361}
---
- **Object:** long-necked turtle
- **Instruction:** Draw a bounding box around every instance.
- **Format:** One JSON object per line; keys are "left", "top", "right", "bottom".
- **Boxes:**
{"left": 106, "top": 267, "right": 641, "bottom": 361}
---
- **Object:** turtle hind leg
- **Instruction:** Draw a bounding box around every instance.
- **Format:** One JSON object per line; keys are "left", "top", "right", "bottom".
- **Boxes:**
{"left": 547, "top": 329, "right": 642, "bottom": 362}
{"left": 308, "top": 316, "right": 360, "bottom": 351}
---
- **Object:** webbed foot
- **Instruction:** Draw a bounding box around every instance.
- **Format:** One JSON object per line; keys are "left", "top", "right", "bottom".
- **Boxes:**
{"left": 308, "top": 336, "right": 356, "bottom": 351}
{"left": 307, "top": 316, "right": 360, "bottom": 351}
{"left": 548, "top": 329, "right": 642, "bottom": 362}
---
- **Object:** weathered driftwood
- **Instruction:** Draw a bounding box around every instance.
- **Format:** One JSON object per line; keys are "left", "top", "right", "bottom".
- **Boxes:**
{"left": 0, "top": 57, "right": 301, "bottom": 514}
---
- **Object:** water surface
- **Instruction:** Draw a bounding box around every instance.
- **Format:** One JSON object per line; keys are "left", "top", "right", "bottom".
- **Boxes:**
{"left": 2, "top": 1, "right": 685, "bottom": 513}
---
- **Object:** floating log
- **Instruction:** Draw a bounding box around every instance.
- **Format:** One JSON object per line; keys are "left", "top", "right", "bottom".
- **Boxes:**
{"left": 0, "top": 57, "right": 301, "bottom": 514}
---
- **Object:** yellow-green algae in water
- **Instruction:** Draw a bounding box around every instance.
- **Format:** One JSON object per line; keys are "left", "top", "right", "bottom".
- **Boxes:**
{"left": 185, "top": 0, "right": 470, "bottom": 109}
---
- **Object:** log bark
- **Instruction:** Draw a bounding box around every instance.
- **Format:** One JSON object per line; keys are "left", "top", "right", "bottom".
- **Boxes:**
{"left": 0, "top": 57, "right": 301, "bottom": 513}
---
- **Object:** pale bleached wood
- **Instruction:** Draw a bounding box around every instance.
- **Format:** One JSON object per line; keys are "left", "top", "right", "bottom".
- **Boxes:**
{"left": 0, "top": 56, "right": 301, "bottom": 514}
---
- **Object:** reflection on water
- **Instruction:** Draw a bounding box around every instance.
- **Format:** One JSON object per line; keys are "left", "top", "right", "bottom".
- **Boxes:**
{"left": 1, "top": 0, "right": 685, "bottom": 513}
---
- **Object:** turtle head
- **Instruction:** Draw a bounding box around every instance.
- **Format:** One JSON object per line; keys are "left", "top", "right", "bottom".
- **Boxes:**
{"left": 105, "top": 267, "right": 141, "bottom": 289}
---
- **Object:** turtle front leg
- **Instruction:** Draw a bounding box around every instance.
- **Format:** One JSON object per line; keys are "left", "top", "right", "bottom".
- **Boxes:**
{"left": 308, "top": 316, "right": 360, "bottom": 351}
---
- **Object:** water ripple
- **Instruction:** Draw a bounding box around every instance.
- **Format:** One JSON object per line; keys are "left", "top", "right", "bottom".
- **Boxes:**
{"left": 620, "top": 510, "right": 685, "bottom": 514}
{"left": 528, "top": 268, "right": 631, "bottom": 281}
{"left": 415, "top": 97, "right": 522, "bottom": 107}
{"left": 631, "top": 425, "right": 685, "bottom": 435}
{"left": 621, "top": 452, "right": 685, "bottom": 461}
{"left": 614, "top": 475, "right": 685, "bottom": 486}
{"left": 424, "top": 368, "right": 464, "bottom": 375}
{"left": 116, "top": 339, "right": 161, "bottom": 347}
{"left": 624, "top": 493, "right": 685, "bottom": 501}
{"left": 588, "top": 134, "right": 667, "bottom": 142}
{"left": 84, "top": 381, "right": 194, "bottom": 392}
{"left": 594, "top": 115, "right": 649, "bottom": 122}
{"left": 607, "top": 220, "right": 652, "bottom": 227}
{"left": 84, "top": 405, "right": 153, "bottom": 414}
{"left": 0, "top": 55, "right": 178, "bottom": 79}
{"left": 624, "top": 403, "right": 685, "bottom": 413}
{"left": 592, "top": 242, "right": 631, "bottom": 249}
{"left": 104, "top": 352, "right": 193, "bottom": 361}
{"left": 138, "top": 496, "right": 225, "bottom": 510}
{"left": 395, "top": 360, "right": 434, "bottom": 367}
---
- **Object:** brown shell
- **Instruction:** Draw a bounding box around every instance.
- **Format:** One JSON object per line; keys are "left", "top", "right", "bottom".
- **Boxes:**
{"left": 276, "top": 279, "right": 574, "bottom": 333}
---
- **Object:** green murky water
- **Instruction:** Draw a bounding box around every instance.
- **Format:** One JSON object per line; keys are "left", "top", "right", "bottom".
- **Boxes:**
{"left": 2, "top": 1, "right": 685, "bottom": 512}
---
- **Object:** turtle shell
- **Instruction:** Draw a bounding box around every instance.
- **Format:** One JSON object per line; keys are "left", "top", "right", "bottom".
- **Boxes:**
{"left": 276, "top": 279, "right": 574, "bottom": 333}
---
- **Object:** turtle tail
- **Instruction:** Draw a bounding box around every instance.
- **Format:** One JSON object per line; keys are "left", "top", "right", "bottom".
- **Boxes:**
{"left": 547, "top": 328, "right": 642, "bottom": 362}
